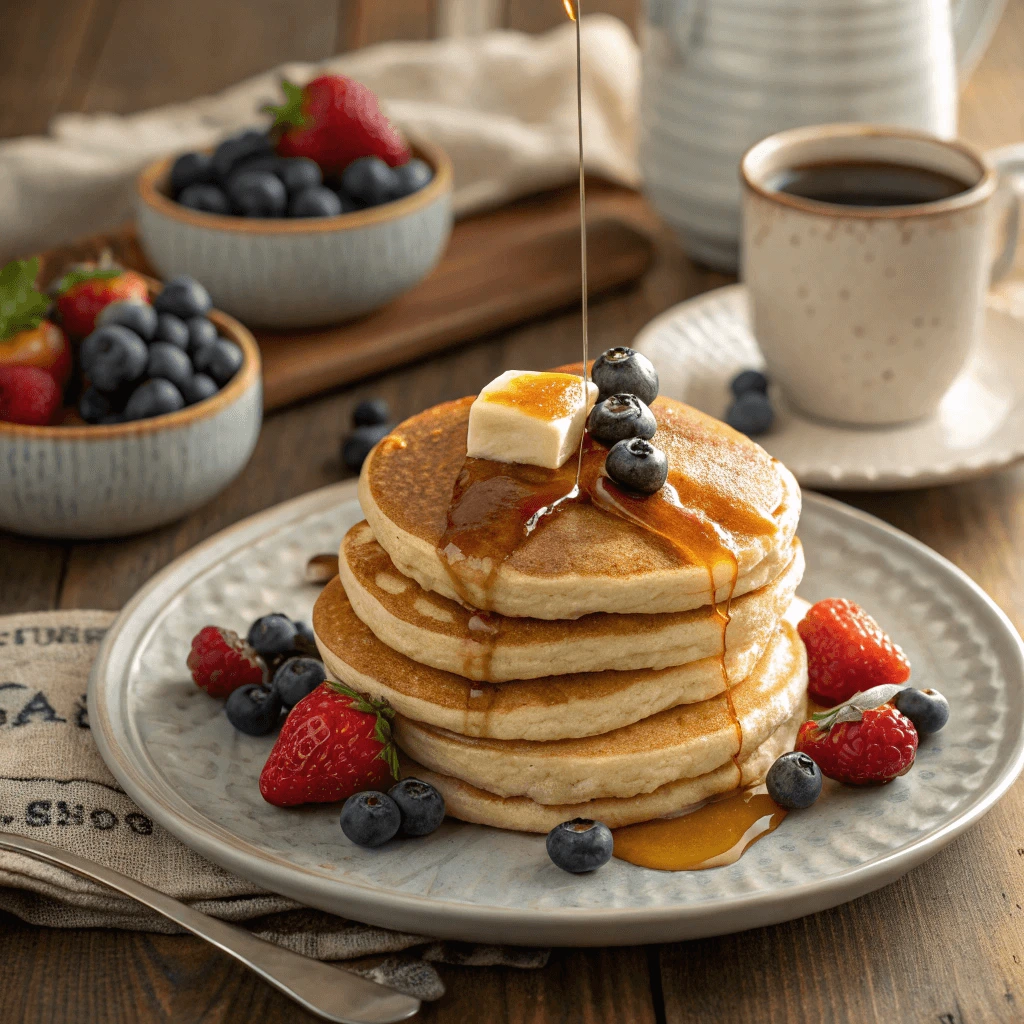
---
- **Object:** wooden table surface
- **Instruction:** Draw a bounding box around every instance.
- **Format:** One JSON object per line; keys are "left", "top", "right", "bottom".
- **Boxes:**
{"left": 3, "top": 1, "right": 1024, "bottom": 1021}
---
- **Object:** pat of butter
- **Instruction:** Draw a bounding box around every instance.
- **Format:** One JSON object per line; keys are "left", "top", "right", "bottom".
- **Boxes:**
{"left": 466, "top": 370, "right": 598, "bottom": 469}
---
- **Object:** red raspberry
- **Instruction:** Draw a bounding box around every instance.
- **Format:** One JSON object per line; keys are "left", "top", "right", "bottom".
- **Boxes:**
{"left": 0, "top": 365, "right": 61, "bottom": 425}
{"left": 798, "top": 598, "right": 911, "bottom": 707}
{"left": 187, "top": 626, "right": 266, "bottom": 698}
{"left": 796, "top": 704, "right": 918, "bottom": 786}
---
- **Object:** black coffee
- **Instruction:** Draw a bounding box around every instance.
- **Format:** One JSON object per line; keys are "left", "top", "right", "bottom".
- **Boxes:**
{"left": 766, "top": 160, "right": 972, "bottom": 207}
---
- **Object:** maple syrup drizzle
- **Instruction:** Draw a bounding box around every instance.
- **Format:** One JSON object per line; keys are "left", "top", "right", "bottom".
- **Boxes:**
{"left": 612, "top": 786, "right": 786, "bottom": 871}
{"left": 432, "top": 0, "right": 764, "bottom": 865}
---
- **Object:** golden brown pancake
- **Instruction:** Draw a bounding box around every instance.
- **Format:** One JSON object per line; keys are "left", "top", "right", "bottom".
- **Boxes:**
{"left": 392, "top": 617, "right": 807, "bottom": 804}
{"left": 314, "top": 575, "right": 809, "bottom": 740}
{"left": 399, "top": 710, "right": 804, "bottom": 832}
{"left": 337, "top": 521, "right": 804, "bottom": 681}
{"left": 359, "top": 394, "right": 801, "bottom": 619}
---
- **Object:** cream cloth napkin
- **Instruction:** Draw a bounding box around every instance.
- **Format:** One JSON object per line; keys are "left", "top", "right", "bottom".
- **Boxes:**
{"left": 0, "top": 15, "right": 640, "bottom": 264}
{"left": 0, "top": 611, "right": 546, "bottom": 998}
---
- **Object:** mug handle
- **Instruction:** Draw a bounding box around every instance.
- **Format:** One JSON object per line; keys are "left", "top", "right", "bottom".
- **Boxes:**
{"left": 987, "top": 144, "right": 1024, "bottom": 284}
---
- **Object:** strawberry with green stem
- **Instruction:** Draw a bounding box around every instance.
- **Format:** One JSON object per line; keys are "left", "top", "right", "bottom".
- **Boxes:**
{"left": 0, "top": 258, "right": 70, "bottom": 388}
{"left": 265, "top": 75, "right": 411, "bottom": 173}
{"left": 53, "top": 253, "right": 149, "bottom": 339}
{"left": 259, "top": 680, "right": 399, "bottom": 807}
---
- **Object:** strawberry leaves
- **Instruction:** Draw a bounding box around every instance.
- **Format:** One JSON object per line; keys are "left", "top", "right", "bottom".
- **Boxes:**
{"left": 0, "top": 258, "right": 50, "bottom": 342}
{"left": 812, "top": 683, "right": 905, "bottom": 733}
{"left": 326, "top": 678, "right": 400, "bottom": 779}
{"left": 263, "top": 80, "right": 310, "bottom": 131}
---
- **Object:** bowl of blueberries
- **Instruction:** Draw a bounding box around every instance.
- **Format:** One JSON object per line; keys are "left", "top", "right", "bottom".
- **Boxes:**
{"left": 135, "top": 128, "right": 453, "bottom": 330}
{"left": 0, "top": 273, "right": 262, "bottom": 539}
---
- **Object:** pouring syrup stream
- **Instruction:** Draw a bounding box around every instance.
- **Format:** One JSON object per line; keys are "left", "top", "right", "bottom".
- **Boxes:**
{"left": 431, "top": 0, "right": 787, "bottom": 867}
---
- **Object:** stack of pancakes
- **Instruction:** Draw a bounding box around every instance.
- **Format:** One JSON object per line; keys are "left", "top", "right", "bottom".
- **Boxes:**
{"left": 313, "top": 394, "right": 809, "bottom": 832}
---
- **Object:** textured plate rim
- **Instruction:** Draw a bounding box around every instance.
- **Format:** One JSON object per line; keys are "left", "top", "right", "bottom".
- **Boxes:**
{"left": 88, "top": 484, "right": 1024, "bottom": 946}
{"left": 632, "top": 283, "right": 1024, "bottom": 491}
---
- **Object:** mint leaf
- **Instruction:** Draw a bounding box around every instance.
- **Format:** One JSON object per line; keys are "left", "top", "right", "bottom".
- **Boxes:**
{"left": 0, "top": 258, "right": 50, "bottom": 341}
{"left": 812, "top": 683, "right": 905, "bottom": 732}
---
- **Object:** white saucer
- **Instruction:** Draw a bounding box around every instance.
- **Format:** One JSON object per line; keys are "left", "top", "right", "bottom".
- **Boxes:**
{"left": 88, "top": 482, "right": 1024, "bottom": 946}
{"left": 632, "top": 284, "right": 1024, "bottom": 490}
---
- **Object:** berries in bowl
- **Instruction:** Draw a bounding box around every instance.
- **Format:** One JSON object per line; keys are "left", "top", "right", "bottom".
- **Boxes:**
{"left": 135, "top": 74, "right": 453, "bottom": 330}
{"left": 0, "top": 263, "right": 261, "bottom": 539}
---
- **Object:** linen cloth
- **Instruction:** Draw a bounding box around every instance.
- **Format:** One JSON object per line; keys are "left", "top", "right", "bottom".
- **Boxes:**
{"left": 0, "top": 611, "right": 547, "bottom": 998}
{"left": 0, "top": 15, "right": 640, "bottom": 263}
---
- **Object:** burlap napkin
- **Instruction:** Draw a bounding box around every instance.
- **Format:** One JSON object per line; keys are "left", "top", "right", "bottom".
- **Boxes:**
{"left": 0, "top": 611, "right": 547, "bottom": 999}
{"left": 0, "top": 15, "right": 639, "bottom": 263}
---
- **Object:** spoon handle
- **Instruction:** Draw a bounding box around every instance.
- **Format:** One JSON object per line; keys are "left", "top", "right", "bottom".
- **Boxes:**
{"left": 0, "top": 831, "right": 419, "bottom": 1024}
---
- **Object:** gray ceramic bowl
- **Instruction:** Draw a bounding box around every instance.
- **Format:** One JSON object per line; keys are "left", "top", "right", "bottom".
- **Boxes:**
{"left": 0, "top": 299, "right": 262, "bottom": 539}
{"left": 135, "top": 141, "right": 454, "bottom": 329}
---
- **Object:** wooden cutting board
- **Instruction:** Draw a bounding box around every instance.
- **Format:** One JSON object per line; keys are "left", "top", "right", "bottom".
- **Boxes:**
{"left": 37, "top": 183, "right": 656, "bottom": 411}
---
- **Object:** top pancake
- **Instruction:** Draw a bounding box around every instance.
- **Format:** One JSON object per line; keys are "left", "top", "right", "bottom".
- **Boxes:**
{"left": 360, "top": 393, "right": 800, "bottom": 619}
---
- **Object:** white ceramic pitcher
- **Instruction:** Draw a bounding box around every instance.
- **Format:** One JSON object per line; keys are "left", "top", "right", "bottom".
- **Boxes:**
{"left": 640, "top": 0, "right": 1007, "bottom": 271}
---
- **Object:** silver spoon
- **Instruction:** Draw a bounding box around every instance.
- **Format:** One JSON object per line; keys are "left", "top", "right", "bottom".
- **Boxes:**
{"left": 0, "top": 831, "right": 420, "bottom": 1024}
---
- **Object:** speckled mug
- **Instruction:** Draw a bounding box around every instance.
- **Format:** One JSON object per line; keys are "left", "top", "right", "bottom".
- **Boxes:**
{"left": 740, "top": 125, "right": 1021, "bottom": 426}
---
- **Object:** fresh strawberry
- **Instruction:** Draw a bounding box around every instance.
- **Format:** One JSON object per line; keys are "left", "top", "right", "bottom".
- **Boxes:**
{"left": 795, "top": 684, "right": 918, "bottom": 786}
{"left": 798, "top": 598, "right": 911, "bottom": 707}
{"left": 0, "top": 258, "right": 70, "bottom": 385}
{"left": 187, "top": 626, "right": 267, "bottom": 698}
{"left": 266, "top": 75, "right": 411, "bottom": 173}
{"left": 0, "top": 365, "right": 61, "bottom": 425}
{"left": 259, "top": 680, "right": 399, "bottom": 807}
{"left": 53, "top": 256, "right": 149, "bottom": 339}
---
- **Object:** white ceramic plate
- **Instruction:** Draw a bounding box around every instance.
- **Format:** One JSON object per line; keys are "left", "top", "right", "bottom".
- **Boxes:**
{"left": 88, "top": 482, "right": 1024, "bottom": 946}
{"left": 633, "top": 284, "right": 1024, "bottom": 490}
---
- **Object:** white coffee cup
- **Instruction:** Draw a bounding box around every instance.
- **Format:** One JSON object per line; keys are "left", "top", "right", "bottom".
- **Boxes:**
{"left": 740, "top": 125, "right": 1022, "bottom": 427}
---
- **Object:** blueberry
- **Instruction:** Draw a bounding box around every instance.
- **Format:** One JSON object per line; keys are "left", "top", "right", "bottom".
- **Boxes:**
{"left": 333, "top": 190, "right": 362, "bottom": 213}
{"left": 895, "top": 687, "right": 949, "bottom": 736}
{"left": 170, "top": 151, "right": 216, "bottom": 194}
{"left": 96, "top": 301, "right": 158, "bottom": 342}
{"left": 177, "top": 183, "right": 231, "bottom": 216}
{"left": 294, "top": 620, "right": 316, "bottom": 646}
{"left": 352, "top": 398, "right": 390, "bottom": 427}
{"left": 279, "top": 157, "right": 323, "bottom": 194}
{"left": 726, "top": 391, "right": 773, "bottom": 437}
{"left": 247, "top": 613, "right": 299, "bottom": 658}
{"left": 147, "top": 342, "right": 193, "bottom": 390}
{"left": 122, "top": 379, "right": 186, "bottom": 421}
{"left": 342, "top": 423, "right": 391, "bottom": 473}
{"left": 228, "top": 170, "right": 287, "bottom": 218}
{"left": 194, "top": 338, "right": 243, "bottom": 385}
{"left": 288, "top": 186, "right": 343, "bottom": 218}
{"left": 79, "top": 386, "right": 112, "bottom": 424}
{"left": 587, "top": 393, "right": 657, "bottom": 446}
{"left": 225, "top": 684, "right": 282, "bottom": 736}
{"left": 340, "top": 791, "right": 401, "bottom": 848}
{"left": 154, "top": 277, "right": 212, "bottom": 319}
{"left": 272, "top": 656, "right": 325, "bottom": 708}
{"left": 212, "top": 129, "right": 273, "bottom": 181}
{"left": 605, "top": 437, "right": 668, "bottom": 495}
{"left": 291, "top": 620, "right": 319, "bottom": 657}
{"left": 82, "top": 325, "right": 148, "bottom": 393}
{"left": 389, "top": 778, "right": 446, "bottom": 837}
{"left": 765, "top": 751, "right": 822, "bottom": 810}
{"left": 154, "top": 313, "right": 190, "bottom": 351}
{"left": 180, "top": 373, "right": 219, "bottom": 405}
{"left": 232, "top": 153, "right": 283, "bottom": 178}
{"left": 730, "top": 369, "right": 769, "bottom": 397}
{"left": 391, "top": 159, "right": 433, "bottom": 199}
{"left": 546, "top": 818, "right": 613, "bottom": 873}
{"left": 341, "top": 157, "right": 399, "bottom": 207}
{"left": 592, "top": 347, "right": 659, "bottom": 405}
{"left": 185, "top": 315, "right": 218, "bottom": 357}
